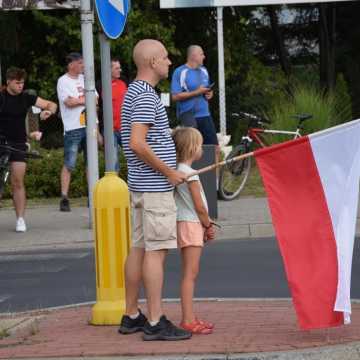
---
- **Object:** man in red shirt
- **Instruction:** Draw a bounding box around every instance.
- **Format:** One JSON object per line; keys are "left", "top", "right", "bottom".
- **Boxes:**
{"left": 110, "top": 59, "right": 127, "bottom": 172}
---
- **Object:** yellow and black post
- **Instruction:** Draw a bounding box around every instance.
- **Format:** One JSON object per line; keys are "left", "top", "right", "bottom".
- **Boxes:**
{"left": 91, "top": 172, "right": 131, "bottom": 325}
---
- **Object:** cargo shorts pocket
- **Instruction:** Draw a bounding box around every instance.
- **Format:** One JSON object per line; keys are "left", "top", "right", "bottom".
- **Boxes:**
{"left": 143, "top": 195, "right": 177, "bottom": 242}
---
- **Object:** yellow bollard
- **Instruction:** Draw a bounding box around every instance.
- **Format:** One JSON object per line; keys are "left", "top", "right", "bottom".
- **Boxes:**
{"left": 91, "top": 171, "right": 131, "bottom": 325}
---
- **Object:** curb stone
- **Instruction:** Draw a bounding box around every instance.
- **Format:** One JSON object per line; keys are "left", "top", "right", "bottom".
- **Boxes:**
{"left": 8, "top": 342, "right": 360, "bottom": 360}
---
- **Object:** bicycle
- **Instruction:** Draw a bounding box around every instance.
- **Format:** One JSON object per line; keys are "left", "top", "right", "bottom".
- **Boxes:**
{"left": 0, "top": 137, "right": 42, "bottom": 199}
{"left": 218, "top": 112, "right": 312, "bottom": 201}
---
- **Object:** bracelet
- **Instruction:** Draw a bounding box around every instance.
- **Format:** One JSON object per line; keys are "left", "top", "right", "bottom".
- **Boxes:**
{"left": 203, "top": 223, "right": 212, "bottom": 229}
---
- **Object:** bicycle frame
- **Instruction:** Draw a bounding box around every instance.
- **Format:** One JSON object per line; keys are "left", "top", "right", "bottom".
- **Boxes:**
{"left": 218, "top": 111, "right": 311, "bottom": 201}
{"left": 246, "top": 127, "right": 302, "bottom": 148}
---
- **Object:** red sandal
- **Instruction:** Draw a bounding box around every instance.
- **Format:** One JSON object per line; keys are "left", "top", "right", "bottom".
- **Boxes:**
{"left": 180, "top": 320, "right": 213, "bottom": 335}
{"left": 196, "top": 318, "right": 214, "bottom": 329}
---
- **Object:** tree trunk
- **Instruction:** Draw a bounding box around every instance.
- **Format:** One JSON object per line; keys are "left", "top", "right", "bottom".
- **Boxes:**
{"left": 319, "top": 4, "right": 336, "bottom": 91}
{"left": 268, "top": 5, "right": 291, "bottom": 77}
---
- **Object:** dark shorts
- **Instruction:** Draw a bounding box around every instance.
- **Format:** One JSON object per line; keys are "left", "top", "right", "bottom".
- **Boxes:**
{"left": 195, "top": 116, "right": 219, "bottom": 145}
{"left": 9, "top": 143, "right": 28, "bottom": 163}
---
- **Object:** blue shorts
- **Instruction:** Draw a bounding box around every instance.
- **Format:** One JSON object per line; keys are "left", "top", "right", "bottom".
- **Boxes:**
{"left": 195, "top": 116, "right": 219, "bottom": 145}
{"left": 63, "top": 128, "right": 87, "bottom": 171}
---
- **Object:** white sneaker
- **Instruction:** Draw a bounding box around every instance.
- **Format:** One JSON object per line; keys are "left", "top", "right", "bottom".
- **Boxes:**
{"left": 16, "top": 217, "right": 27, "bottom": 232}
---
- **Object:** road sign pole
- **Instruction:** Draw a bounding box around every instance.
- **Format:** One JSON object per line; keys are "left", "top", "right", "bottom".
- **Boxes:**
{"left": 99, "top": 32, "right": 116, "bottom": 172}
{"left": 80, "top": 0, "right": 99, "bottom": 227}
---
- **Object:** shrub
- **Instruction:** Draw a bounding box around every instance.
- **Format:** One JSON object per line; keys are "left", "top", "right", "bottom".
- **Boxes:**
{"left": 265, "top": 76, "right": 353, "bottom": 144}
{"left": 2, "top": 147, "right": 128, "bottom": 199}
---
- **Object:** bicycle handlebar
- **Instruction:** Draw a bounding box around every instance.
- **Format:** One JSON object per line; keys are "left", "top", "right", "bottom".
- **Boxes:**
{"left": 0, "top": 143, "right": 42, "bottom": 159}
{"left": 232, "top": 112, "right": 270, "bottom": 126}
{"left": 232, "top": 111, "right": 313, "bottom": 126}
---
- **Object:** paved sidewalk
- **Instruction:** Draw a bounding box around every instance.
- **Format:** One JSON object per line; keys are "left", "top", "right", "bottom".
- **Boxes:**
{"left": 0, "top": 198, "right": 274, "bottom": 252}
{"left": 1, "top": 197, "right": 360, "bottom": 252}
{"left": 1, "top": 300, "right": 360, "bottom": 360}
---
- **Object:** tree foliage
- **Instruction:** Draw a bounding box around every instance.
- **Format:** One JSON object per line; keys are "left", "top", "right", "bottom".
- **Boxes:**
{"left": 0, "top": 0, "right": 359, "bottom": 135}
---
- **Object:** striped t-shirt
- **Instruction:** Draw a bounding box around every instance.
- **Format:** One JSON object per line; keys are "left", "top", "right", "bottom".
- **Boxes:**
{"left": 121, "top": 80, "right": 176, "bottom": 192}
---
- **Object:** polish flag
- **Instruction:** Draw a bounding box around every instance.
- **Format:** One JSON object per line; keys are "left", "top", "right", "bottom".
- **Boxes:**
{"left": 255, "top": 119, "right": 360, "bottom": 330}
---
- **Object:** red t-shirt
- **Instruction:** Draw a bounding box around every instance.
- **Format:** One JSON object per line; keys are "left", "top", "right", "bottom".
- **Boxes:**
{"left": 112, "top": 79, "right": 127, "bottom": 131}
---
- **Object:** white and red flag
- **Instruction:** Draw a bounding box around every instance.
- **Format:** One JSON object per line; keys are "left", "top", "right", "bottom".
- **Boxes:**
{"left": 255, "top": 119, "right": 360, "bottom": 330}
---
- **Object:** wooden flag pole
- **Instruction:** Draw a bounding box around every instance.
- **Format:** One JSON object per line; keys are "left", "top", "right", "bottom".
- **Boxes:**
{"left": 188, "top": 151, "right": 254, "bottom": 178}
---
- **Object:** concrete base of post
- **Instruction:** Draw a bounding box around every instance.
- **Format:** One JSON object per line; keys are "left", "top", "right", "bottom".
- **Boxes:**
{"left": 91, "top": 299, "right": 126, "bottom": 325}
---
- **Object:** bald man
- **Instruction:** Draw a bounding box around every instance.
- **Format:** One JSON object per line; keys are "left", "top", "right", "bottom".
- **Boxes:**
{"left": 171, "top": 45, "right": 220, "bottom": 171}
{"left": 119, "top": 39, "right": 191, "bottom": 341}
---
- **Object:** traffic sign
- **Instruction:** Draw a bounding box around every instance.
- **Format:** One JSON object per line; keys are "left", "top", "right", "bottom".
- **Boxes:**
{"left": 95, "top": 0, "right": 130, "bottom": 39}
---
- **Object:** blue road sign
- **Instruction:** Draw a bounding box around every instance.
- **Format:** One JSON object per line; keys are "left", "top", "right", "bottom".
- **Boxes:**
{"left": 95, "top": 0, "right": 130, "bottom": 39}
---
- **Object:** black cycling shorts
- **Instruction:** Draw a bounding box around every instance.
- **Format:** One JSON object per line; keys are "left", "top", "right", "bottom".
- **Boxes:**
{"left": 9, "top": 143, "right": 27, "bottom": 163}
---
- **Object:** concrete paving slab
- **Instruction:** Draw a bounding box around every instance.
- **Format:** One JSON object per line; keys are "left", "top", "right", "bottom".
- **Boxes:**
{"left": 0, "top": 207, "right": 93, "bottom": 252}
{"left": 250, "top": 223, "right": 275, "bottom": 238}
{"left": 1, "top": 195, "right": 360, "bottom": 252}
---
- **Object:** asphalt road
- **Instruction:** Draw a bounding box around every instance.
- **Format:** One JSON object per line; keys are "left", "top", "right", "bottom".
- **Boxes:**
{"left": 0, "top": 238, "right": 359, "bottom": 313}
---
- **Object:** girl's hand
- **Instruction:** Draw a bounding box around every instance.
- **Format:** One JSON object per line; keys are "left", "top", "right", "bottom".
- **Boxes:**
{"left": 204, "top": 225, "right": 215, "bottom": 242}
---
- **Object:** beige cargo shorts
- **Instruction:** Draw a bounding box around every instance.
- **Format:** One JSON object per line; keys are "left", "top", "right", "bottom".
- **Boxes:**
{"left": 130, "top": 191, "right": 177, "bottom": 251}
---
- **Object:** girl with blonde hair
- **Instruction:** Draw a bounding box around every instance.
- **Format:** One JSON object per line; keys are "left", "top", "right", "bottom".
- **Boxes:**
{"left": 172, "top": 127, "right": 216, "bottom": 335}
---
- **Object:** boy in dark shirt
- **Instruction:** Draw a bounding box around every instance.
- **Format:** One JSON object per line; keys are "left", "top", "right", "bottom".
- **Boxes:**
{"left": 0, "top": 67, "right": 57, "bottom": 232}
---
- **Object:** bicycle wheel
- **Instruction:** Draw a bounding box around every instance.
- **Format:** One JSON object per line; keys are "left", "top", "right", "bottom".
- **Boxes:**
{"left": 0, "top": 155, "right": 10, "bottom": 199}
{"left": 218, "top": 143, "right": 251, "bottom": 201}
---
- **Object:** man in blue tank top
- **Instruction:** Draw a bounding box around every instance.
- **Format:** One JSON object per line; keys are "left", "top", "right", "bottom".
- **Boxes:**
{"left": 171, "top": 45, "right": 219, "bottom": 172}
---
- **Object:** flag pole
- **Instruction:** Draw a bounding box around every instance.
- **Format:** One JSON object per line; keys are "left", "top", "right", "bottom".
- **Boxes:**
{"left": 189, "top": 151, "right": 254, "bottom": 178}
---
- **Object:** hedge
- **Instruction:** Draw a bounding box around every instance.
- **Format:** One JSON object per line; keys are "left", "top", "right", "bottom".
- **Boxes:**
{"left": 2, "top": 147, "right": 128, "bottom": 199}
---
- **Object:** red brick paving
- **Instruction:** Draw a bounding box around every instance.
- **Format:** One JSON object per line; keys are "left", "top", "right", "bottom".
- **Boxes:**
{"left": 1, "top": 300, "right": 360, "bottom": 358}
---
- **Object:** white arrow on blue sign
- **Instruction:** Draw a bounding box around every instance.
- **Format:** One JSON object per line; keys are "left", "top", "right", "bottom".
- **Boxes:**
{"left": 95, "top": 0, "right": 130, "bottom": 39}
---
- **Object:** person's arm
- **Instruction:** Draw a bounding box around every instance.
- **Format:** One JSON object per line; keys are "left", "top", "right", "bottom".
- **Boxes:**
{"left": 57, "top": 78, "right": 84, "bottom": 109}
{"left": 188, "top": 180, "right": 215, "bottom": 240}
{"left": 171, "top": 85, "right": 210, "bottom": 102}
{"left": 64, "top": 96, "right": 85, "bottom": 108}
{"left": 170, "top": 68, "right": 210, "bottom": 103}
{"left": 130, "top": 123, "right": 186, "bottom": 186}
{"left": 188, "top": 180, "right": 211, "bottom": 228}
{"left": 35, "top": 97, "right": 57, "bottom": 120}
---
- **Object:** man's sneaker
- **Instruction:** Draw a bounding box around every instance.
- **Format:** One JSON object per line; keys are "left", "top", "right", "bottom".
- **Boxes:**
{"left": 143, "top": 315, "right": 192, "bottom": 341}
{"left": 118, "top": 310, "right": 147, "bottom": 334}
{"left": 15, "top": 217, "right": 26, "bottom": 232}
{"left": 60, "top": 197, "right": 71, "bottom": 212}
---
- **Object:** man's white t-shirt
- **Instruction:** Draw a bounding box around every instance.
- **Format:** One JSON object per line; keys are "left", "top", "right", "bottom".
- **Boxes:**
{"left": 57, "top": 73, "right": 85, "bottom": 132}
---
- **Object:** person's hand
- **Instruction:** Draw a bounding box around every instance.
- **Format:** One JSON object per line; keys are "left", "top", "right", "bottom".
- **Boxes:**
{"left": 166, "top": 169, "right": 187, "bottom": 186}
{"left": 29, "top": 131, "right": 42, "bottom": 141}
{"left": 39, "top": 110, "right": 53, "bottom": 120}
{"left": 204, "top": 224, "right": 216, "bottom": 242}
{"left": 205, "top": 90, "right": 213, "bottom": 100}
{"left": 197, "top": 85, "right": 210, "bottom": 96}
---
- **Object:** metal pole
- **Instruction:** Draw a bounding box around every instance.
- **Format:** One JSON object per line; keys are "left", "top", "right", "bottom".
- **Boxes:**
{"left": 99, "top": 32, "right": 116, "bottom": 172}
{"left": 80, "top": 0, "right": 99, "bottom": 226}
{"left": 217, "top": 6, "right": 227, "bottom": 135}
